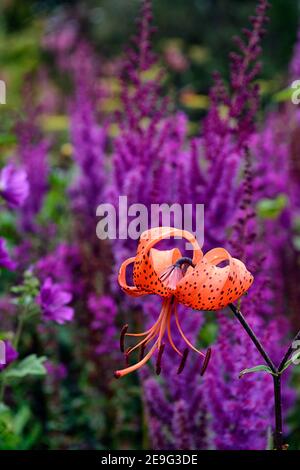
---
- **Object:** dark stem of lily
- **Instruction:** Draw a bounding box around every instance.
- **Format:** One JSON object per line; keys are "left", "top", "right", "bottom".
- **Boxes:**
{"left": 228, "top": 303, "right": 276, "bottom": 373}
{"left": 273, "top": 375, "right": 283, "bottom": 450}
{"left": 228, "top": 303, "right": 284, "bottom": 450}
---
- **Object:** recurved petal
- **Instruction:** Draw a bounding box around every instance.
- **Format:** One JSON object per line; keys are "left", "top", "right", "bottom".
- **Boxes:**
{"left": 118, "top": 257, "right": 148, "bottom": 297}
{"left": 175, "top": 247, "right": 253, "bottom": 310}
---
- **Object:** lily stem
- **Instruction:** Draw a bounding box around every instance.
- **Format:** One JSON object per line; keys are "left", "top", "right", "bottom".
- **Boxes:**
{"left": 228, "top": 303, "right": 284, "bottom": 450}
{"left": 273, "top": 375, "right": 283, "bottom": 450}
{"left": 228, "top": 303, "right": 276, "bottom": 373}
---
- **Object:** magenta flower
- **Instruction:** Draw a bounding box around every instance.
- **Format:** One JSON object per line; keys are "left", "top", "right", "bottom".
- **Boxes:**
{"left": 37, "top": 277, "right": 74, "bottom": 324}
{"left": 0, "top": 238, "right": 16, "bottom": 270}
{"left": 0, "top": 340, "right": 18, "bottom": 371}
{"left": 0, "top": 164, "right": 29, "bottom": 208}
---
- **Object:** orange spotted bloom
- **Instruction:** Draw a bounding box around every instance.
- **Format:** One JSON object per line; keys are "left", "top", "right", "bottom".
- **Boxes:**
{"left": 115, "top": 227, "right": 253, "bottom": 378}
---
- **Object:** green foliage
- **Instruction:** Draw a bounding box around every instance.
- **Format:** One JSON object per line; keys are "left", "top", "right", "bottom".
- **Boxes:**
{"left": 0, "top": 402, "right": 41, "bottom": 450}
{"left": 11, "top": 270, "right": 40, "bottom": 310}
{"left": 37, "top": 170, "right": 70, "bottom": 227}
{"left": 280, "top": 349, "right": 300, "bottom": 374}
{"left": 3, "top": 355, "right": 47, "bottom": 382}
{"left": 256, "top": 194, "right": 288, "bottom": 220}
{"left": 239, "top": 364, "right": 275, "bottom": 379}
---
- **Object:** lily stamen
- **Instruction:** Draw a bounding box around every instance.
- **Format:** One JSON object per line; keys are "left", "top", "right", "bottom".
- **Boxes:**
{"left": 120, "top": 324, "right": 128, "bottom": 353}
{"left": 139, "top": 343, "right": 146, "bottom": 361}
{"left": 200, "top": 348, "right": 212, "bottom": 376}
{"left": 174, "top": 303, "right": 205, "bottom": 357}
{"left": 156, "top": 343, "right": 165, "bottom": 375}
{"left": 177, "top": 348, "right": 189, "bottom": 374}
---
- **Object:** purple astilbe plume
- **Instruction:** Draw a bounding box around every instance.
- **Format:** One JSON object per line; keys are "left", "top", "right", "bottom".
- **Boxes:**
{"left": 37, "top": 277, "right": 74, "bottom": 324}
{"left": 15, "top": 110, "right": 50, "bottom": 231}
{"left": 234, "top": 24, "right": 300, "bottom": 323}
{"left": 108, "top": 0, "right": 198, "bottom": 291}
{"left": 200, "top": 2, "right": 295, "bottom": 447}
{"left": 202, "top": 0, "right": 270, "bottom": 248}
{"left": 0, "top": 340, "right": 18, "bottom": 371}
{"left": 141, "top": 301, "right": 208, "bottom": 450}
{"left": 88, "top": 295, "right": 118, "bottom": 357}
{"left": 146, "top": 415, "right": 169, "bottom": 451}
{"left": 68, "top": 40, "right": 112, "bottom": 284}
{"left": 172, "top": 400, "right": 193, "bottom": 451}
{"left": 248, "top": 117, "right": 294, "bottom": 317}
{"left": 68, "top": 43, "right": 116, "bottom": 322}
{"left": 45, "top": 35, "right": 120, "bottom": 401}
{"left": 35, "top": 243, "right": 83, "bottom": 297}
{"left": 45, "top": 18, "right": 106, "bottom": 232}
{"left": 142, "top": 374, "right": 173, "bottom": 450}
{"left": 0, "top": 164, "right": 29, "bottom": 209}
{"left": 201, "top": 15, "right": 296, "bottom": 451}
{"left": 43, "top": 15, "right": 79, "bottom": 70}
{"left": 0, "top": 238, "right": 16, "bottom": 270}
{"left": 266, "top": 31, "right": 300, "bottom": 326}
{"left": 229, "top": 0, "right": 270, "bottom": 147}
{"left": 204, "top": 116, "right": 295, "bottom": 448}
{"left": 208, "top": 174, "right": 292, "bottom": 451}
{"left": 203, "top": 314, "right": 280, "bottom": 450}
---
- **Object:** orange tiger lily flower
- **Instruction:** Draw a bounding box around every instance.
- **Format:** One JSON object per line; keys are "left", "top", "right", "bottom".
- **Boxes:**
{"left": 115, "top": 227, "right": 253, "bottom": 378}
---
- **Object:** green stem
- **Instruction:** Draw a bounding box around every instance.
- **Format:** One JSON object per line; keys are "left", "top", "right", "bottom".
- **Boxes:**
{"left": 13, "top": 314, "right": 25, "bottom": 350}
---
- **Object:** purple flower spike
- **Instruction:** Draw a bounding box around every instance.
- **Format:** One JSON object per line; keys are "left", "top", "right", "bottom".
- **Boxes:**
{"left": 0, "top": 164, "right": 29, "bottom": 208}
{"left": 37, "top": 277, "right": 74, "bottom": 325}
{"left": 0, "top": 238, "right": 16, "bottom": 270}
{"left": 0, "top": 340, "right": 18, "bottom": 371}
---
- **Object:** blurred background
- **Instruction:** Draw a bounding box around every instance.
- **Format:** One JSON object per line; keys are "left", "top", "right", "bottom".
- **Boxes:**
{"left": 0, "top": 0, "right": 300, "bottom": 451}
{"left": 0, "top": 0, "right": 299, "bottom": 110}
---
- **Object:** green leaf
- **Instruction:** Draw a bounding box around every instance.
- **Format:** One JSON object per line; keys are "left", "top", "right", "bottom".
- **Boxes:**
{"left": 272, "top": 87, "right": 293, "bottom": 103}
{"left": 280, "top": 349, "right": 300, "bottom": 373}
{"left": 256, "top": 194, "right": 288, "bottom": 220}
{"left": 239, "top": 364, "right": 274, "bottom": 379}
{"left": 4, "top": 355, "right": 47, "bottom": 381}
